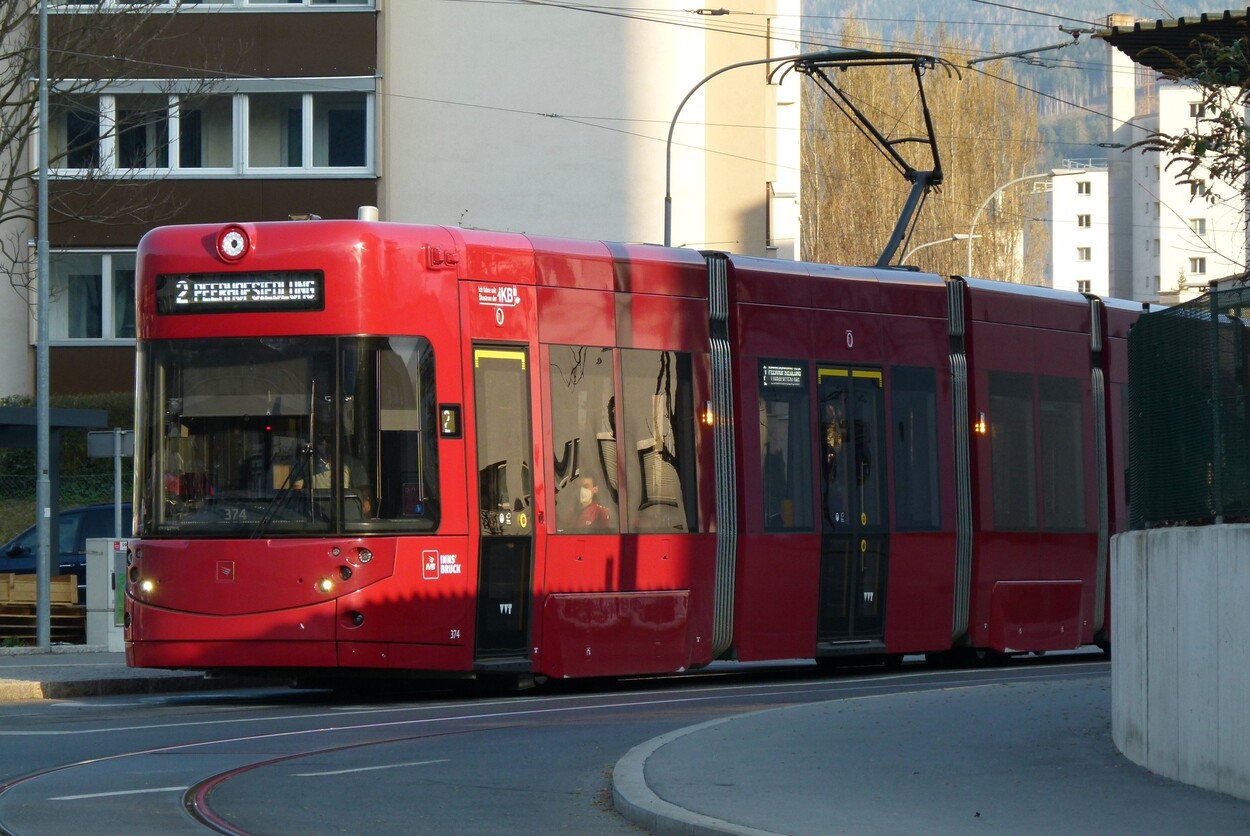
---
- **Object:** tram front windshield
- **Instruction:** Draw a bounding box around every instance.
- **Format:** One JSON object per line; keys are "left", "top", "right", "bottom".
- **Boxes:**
{"left": 139, "top": 336, "right": 439, "bottom": 536}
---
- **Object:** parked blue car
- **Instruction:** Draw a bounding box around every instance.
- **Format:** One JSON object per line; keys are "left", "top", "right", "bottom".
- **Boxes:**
{"left": 1, "top": 503, "right": 132, "bottom": 602}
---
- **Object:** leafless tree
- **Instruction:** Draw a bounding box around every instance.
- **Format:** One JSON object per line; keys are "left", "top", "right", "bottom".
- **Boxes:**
{"left": 802, "top": 23, "right": 1047, "bottom": 281}
{"left": 0, "top": 1, "right": 220, "bottom": 304}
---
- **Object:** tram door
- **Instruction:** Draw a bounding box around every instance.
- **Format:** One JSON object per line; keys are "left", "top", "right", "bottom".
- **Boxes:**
{"left": 472, "top": 347, "right": 534, "bottom": 661}
{"left": 816, "top": 367, "right": 888, "bottom": 645}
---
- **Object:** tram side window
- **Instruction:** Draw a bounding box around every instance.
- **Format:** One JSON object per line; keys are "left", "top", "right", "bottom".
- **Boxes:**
{"left": 1039, "top": 376, "right": 1086, "bottom": 531}
{"left": 891, "top": 366, "right": 941, "bottom": 530}
{"left": 989, "top": 372, "right": 1038, "bottom": 530}
{"left": 548, "top": 345, "right": 619, "bottom": 533}
{"left": 759, "top": 361, "right": 813, "bottom": 531}
{"left": 621, "top": 350, "right": 699, "bottom": 533}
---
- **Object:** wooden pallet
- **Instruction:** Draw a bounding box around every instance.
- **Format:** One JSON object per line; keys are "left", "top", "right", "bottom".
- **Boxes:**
{"left": 0, "top": 573, "right": 85, "bottom": 644}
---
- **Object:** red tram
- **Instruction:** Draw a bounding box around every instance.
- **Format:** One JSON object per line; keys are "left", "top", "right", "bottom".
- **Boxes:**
{"left": 125, "top": 214, "right": 1137, "bottom": 679}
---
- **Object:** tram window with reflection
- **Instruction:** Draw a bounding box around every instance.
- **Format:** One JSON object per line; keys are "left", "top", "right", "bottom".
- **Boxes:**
{"left": 989, "top": 372, "right": 1037, "bottom": 530}
{"left": 139, "top": 335, "right": 439, "bottom": 536}
{"left": 890, "top": 366, "right": 941, "bottom": 531}
{"left": 620, "top": 350, "right": 700, "bottom": 533}
{"left": 549, "top": 345, "right": 620, "bottom": 534}
{"left": 1039, "top": 376, "right": 1087, "bottom": 531}
{"left": 758, "top": 361, "right": 813, "bottom": 532}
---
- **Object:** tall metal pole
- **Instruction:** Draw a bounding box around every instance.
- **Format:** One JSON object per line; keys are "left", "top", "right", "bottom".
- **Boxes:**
{"left": 900, "top": 233, "right": 979, "bottom": 265}
{"left": 965, "top": 172, "right": 1051, "bottom": 277}
{"left": 35, "top": 0, "right": 52, "bottom": 647}
{"left": 966, "top": 169, "right": 1085, "bottom": 276}
{"left": 664, "top": 49, "right": 846, "bottom": 248}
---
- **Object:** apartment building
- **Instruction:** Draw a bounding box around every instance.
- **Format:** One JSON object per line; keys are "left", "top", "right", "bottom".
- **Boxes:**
{"left": 1107, "top": 22, "right": 1246, "bottom": 304}
{"left": 10, "top": 0, "right": 801, "bottom": 399}
{"left": 1030, "top": 163, "right": 1111, "bottom": 298}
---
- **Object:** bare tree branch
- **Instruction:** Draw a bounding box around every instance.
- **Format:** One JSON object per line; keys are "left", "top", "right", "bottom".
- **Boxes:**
{"left": 0, "top": 1, "right": 221, "bottom": 305}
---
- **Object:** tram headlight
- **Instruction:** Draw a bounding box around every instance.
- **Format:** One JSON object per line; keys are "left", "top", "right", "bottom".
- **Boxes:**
{"left": 316, "top": 578, "right": 335, "bottom": 594}
{"left": 139, "top": 579, "right": 156, "bottom": 595}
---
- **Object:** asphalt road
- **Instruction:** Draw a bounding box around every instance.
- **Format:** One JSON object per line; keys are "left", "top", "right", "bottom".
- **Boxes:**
{"left": 0, "top": 657, "right": 1162, "bottom": 835}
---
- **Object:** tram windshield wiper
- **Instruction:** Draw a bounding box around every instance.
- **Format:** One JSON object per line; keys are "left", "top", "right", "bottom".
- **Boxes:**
{"left": 253, "top": 443, "right": 314, "bottom": 537}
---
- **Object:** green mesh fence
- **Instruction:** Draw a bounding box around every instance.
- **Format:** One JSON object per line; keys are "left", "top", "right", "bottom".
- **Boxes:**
{"left": 1128, "top": 285, "right": 1250, "bottom": 527}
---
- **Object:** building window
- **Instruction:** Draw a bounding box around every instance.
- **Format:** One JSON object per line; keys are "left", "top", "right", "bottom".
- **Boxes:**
{"left": 1189, "top": 102, "right": 1206, "bottom": 118}
{"left": 177, "top": 94, "right": 235, "bottom": 169}
{"left": 1076, "top": 181, "right": 1091, "bottom": 195}
{"left": 46, "top": 251, "right": 135, "bottom": 342}
{"left": 245, "top": 90, "right": 372, "bottom": 171}
{"left": 1076, "top": 247, "right": 1091, "bottom": 262}
{"left": 115, "top": 94, "right": 170, "bottom": 169}
{"left": 1190, "top": 257, "right": 1207, "bottom": 275}
{"left": 1191, "top": 180, "right": 1208, "bottom": 197}
{"left": 1153, "top": 202, "right": 1160, "bottom": 218}
{"left": 49, "top": 88, "right": 373, "bottom": 176}
{"left": 49, "top": 96, "right": 100, "bottom": 170}
{"left": 1190, "top": 218, "right": 1207, "bottom": 236}
{"left": 1077, "top": 214, "right": 1091, "bottom": 228}
{"left": 247, "top": 93, "right": 305, "bottom": 167}
{"left": 1077, "top": 279, "right": 1091, "bottom": 294}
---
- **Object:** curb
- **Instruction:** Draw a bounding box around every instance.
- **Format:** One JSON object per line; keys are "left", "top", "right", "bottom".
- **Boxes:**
{"left": 612, "top": 713, "right": 780, "bottom": 836}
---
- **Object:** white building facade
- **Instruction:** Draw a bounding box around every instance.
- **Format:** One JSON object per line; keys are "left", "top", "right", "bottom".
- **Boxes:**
{"left": 1032, "top": 164, "right": 1111, "bottom": 297}
{"left": 378, "top": 0, "right": 803, "bottom": 257}
{"left": 1107, "top": 26, "right": 1246, "bottom": 304}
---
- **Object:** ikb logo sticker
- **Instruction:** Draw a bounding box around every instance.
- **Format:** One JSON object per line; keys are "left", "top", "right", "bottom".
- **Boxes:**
{"left": 422, "top": 550, "right": 463, "bottom": 580}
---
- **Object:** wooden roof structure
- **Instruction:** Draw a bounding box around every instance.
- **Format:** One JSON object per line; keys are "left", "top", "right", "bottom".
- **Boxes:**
{"left": 1096, "top": 9, "right": 1250, "bottom": 79}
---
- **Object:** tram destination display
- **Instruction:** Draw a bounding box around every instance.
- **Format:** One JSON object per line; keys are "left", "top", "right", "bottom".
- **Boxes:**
{"left": 156, "top": 272, "right": 324, "bottom": 314}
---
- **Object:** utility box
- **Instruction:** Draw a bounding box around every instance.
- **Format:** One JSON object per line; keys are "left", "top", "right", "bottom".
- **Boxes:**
{"left": 86, "top": 538, "right": 131, "bottom": 651}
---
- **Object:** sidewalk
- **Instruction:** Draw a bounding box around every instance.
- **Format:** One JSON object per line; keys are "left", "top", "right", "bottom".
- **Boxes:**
{"left": 612, "top": 673, "right": 1250, "bottom": 835}
{"left": 0, "top": 645, "right": 250, "bottom": 700}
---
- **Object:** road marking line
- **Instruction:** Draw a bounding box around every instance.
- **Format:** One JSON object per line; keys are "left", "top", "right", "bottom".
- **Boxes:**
{"left": 294, "top": 758, "right": 448, "bottom": 777}
{"left": 50, "top": 786, "right": 186, "bottom": 801}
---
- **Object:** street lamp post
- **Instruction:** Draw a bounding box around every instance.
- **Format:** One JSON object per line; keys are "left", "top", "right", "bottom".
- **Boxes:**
{"left": 663, "top": 48, "right": 850, "bottom": 248}
{"left": 35, "top": 0, "right": 51, "bottom": 647}
{"left": 901, "top": 233, "right": 979, "bottom": 265}
{"left": 966, "top": 170, "right": 1083, "bottom": 276}
{"left": 664, "top": 48, "right": 950, "bottom": 264}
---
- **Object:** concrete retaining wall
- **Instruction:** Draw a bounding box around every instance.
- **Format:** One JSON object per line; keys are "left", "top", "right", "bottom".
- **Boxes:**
{"left": 1112, "top": 525, "right": 1250, "bottom": 800}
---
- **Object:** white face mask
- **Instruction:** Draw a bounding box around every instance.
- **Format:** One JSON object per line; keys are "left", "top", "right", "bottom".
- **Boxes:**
{"left": 579, "top": 487, "right": 593, "bottom": 506}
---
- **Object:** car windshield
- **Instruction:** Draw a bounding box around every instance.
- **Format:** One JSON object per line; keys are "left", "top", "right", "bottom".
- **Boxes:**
{"left": 138, "top": 336, "right": 440, "bottom": 537}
